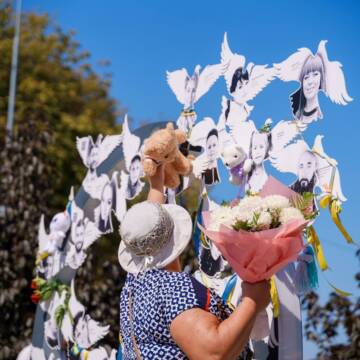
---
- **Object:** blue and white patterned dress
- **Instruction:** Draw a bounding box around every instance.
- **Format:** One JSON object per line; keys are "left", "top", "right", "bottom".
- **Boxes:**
{"left": 119, "top": 269, "right": 252, "bottom": 359}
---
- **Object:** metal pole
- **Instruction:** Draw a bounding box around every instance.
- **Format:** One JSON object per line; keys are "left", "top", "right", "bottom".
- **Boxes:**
{"left": 6, "top": 0, "right": 22, "bottom": 137}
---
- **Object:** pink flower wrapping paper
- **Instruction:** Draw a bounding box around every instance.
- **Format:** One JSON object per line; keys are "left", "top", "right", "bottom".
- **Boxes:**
{"left": 200, "top": 177, "right": 307, "bottom": 283}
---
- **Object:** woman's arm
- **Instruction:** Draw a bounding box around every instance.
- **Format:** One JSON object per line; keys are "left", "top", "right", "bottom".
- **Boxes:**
{"left": 147, "top": 163, "right": 165, "bottom": 204}
{"left": 170, "top": 280, "right": 270, "bottom": 360}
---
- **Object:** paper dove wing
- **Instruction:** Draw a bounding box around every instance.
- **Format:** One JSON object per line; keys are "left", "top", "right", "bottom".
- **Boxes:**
{"left": 166, "top": 68, "right": 190, "bottom": 105}
{"left": 221, "top": 32, "right": 246, "bottom": 94}
{"left": 270, "top": 139, "right": 309, "bottom": 175}
{"left": 111, "top": 171, "right": 128, "bottom": 222}
{"left": 70, "top": 200, "right": 84, "bottom": 227}
{"left": 274, "top": 47, "right": 313, "bottom": 82}
{"left": 217, "top": 110, "right": 234, "bottom": 151}
{"left": 239, "top": 64, "right": 277, "bottom": 103}
{"left": 189, "top": 117, "right": 216, "bottom": 148}
{"left": 122, "top": 115, "right": 141, "bottom": 171}
{"left": 313, "top": 135, "right": 347, "bottom": 202}
{"left": 195, "top": 63, "right": 225, "bottom": 102}
{"left": 95, "top": 134, "right": 123, "bottom": 166}
{"left": 270, "top": 120, "right": 300, "bottom": 153}
{"left": 76, "top": 136, "right": 94, "bottom": 168}
{"left": 228, "top": 120, "right": 257, "bottom": 156}
{"left": 38, "top": 214, "right": 50, "bottom": 253}
{"left": 87, "top": 319, "right": 110, "bottom": 346}
{"left": 83, "top": 219, "right": 102, "bottom": 249}
{"left": 317, "top": 40, "right": 353, "bottom": 105}
{"left": 61, "top": 280, "right": 84, "bottom": 343}
{"left": 316, "top": 157, "right": 347, "bottom": 202}
{"left": 192, "top": 153, "right": 210, "bottom": 179}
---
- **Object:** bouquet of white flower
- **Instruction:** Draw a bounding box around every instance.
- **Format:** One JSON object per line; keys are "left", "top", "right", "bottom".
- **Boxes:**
{"left": 209, "top": 193, "right": 315, "bottom": 232}
{"left": 201, "top": 177, "right": 315, "bottom": 282}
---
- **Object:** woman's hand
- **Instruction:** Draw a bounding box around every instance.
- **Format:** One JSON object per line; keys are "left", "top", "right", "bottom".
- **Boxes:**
{"left": 148, "top": 163, "right": 165, "bottom": 190}
{"left": 147, "top": 163, "right": 165, "bottom": 204}
{"left": 242, "top": 280, "right": 271, "bottom": 313}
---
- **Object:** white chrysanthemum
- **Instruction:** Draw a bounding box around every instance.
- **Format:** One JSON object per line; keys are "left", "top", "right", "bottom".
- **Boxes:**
{"left": 209, "top": 206, "right": 236, "bottom": 231}
{"left": 263, "top": 195, "right": 290, "bottom": 210}
{"left": 256, "top": 211, "right": 272, "bottom": 230}
{"left": 236, "top": 196, "right": 264, "bottom": 214}
{"left": 234, "top": 208, "right": 255, "bottom": 224}
{"left": 279, "top": 207, "right": 304, "bottom": 224}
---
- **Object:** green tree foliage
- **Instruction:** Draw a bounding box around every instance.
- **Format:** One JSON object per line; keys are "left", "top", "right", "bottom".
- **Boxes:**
{"left": 0, "top": 2, "right": 124, "bottom": 358}
{"left": 0, "top": 1, "right": 123, "bottom": 212}
{"left": 302, "top": 250, "right": 360, "bottom": 360}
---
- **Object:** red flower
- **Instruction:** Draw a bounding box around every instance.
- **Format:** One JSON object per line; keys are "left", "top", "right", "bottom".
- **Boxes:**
{"left": 31, "top": 279, "right": 38, "bottom": 289}
{"left": 31, "top": 293, "right": 41, "bottom": 304}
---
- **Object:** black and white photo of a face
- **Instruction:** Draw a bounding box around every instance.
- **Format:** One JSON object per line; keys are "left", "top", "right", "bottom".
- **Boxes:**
{"left": 74, "top": 221, "right": 85, "bottom": 252}
{"left": 88, "top": 145, "right": 100, "bottom": 170}
{"left": 205, "top": 130, "right": 219, "bottom": 163}
{"left": 250, "top": 132, "right": 270, "bottom": 166}
{"left": 298, "top": 151, "right": 317, "bottom": 182}
{"left": 230, "top": 67, "right": 249, "bottom": 104}
{"left": 291, "top": 55, "right": 324, "bottom": 122}
{"left": 126, "top": 155, "right": 143, "bottom": 199}
{"left": 184, "top": 76, "right": 197, "bottom": 110}
{"left": 129, "top": 156, "right": 142, "bottom": 186}
{"left": 100, "top": 183, "right": 113, "bottom": 222}
{"left": 291, "top": 151, "right": 318, "bottom": 194}
{"left": 302, "top": 69, "right": 321, "bottom": 101}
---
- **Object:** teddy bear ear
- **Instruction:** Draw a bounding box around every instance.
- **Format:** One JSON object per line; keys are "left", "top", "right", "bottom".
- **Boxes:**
{"left": 166, "top": 122, "right": 175, "bottom": 131}
{"left": 235, "top": 145, "right": 245, "bottom": 154}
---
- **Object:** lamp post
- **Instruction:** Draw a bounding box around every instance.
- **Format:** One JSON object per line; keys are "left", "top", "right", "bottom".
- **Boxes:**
{"left": 6, "top": 0, "right": 22, "bottom": 139}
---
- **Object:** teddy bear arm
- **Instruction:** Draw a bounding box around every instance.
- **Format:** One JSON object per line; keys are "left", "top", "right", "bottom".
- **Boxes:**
{"left": 172, "top": 154, "right": 192, "bottom": 175}
{"left": 164, "top": 163, "right": 181, "bottom": 189}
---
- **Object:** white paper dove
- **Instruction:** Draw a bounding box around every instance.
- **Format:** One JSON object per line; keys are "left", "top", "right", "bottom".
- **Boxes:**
{"left": 270, "top": 135, "right": 346, "bottom": 202}
{"left": 61, "top": 280, "right": 110, "bottom": 349}
{"left": 37, "top": 211, "right": 71, "bottom": 279}
{"left": 190, "top": 116, "right": 232, "bottom": 186}
{"left": 66, "top": 201, "right": 102, "bottom": 270}
{"left": 228, "top": 118, "right": 300, "bottom": 192}
{"left": 167, "top": 63, "right": 226, "bottom": 133}
{"left": 121, "top": 114, "right": 145, "bottom": 200}
{"left": 221, "top": 32, "right": 277, "bottom": 126}
{"left": 77, "top": 133, "right": 122, "bottom": 199}
{"left": 274, "top": 40, "right": 352, "bottom": 128}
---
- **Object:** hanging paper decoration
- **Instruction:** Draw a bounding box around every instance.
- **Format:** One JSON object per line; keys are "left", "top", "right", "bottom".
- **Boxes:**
{"left": 274, "top": 40, "right": 352, "bottom": 130}
{"left": 190, "top": 116, "right": 232, "bottom": 186}
{"left": 166, "top": 62, "right": 226, "bottom": 134}
{"left": 228, "top": 118, "right": 300, "bottom": 192}
{"left": 220, "top": 32, "right": 277, "bottom": 126}
{"left": 76, "top": 133, "right": 122, "bottom": 199}
{"left": 66, "top": 200, "right": 101, "bottom": 270}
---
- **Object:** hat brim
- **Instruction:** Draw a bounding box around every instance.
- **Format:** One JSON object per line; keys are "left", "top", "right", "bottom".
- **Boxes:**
{"left": 118, "top": 204, "right": 192, "bottom": 274}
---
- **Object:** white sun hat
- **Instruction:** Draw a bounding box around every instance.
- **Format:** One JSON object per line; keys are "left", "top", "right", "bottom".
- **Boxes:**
{"left": 118, "top": 201, "right": 192, "bottom": 274}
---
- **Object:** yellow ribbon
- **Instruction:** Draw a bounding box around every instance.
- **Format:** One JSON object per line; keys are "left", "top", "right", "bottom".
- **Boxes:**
{"left": 307, "top": 222, "right": 352, "bottom": 297}
{"left": 83, "top": 350, "right": 89, "bottom": 360}
{"left": 307, "top": 226, "right": 328, "bottom": 271}
{"left": 270, "top": 277, "right": 279, "bottom": 318}
{"left": 325, "top": 278, "right": 352, "bottom": 297}
{"left": 35, "top": 251, "right": 50, "bottom": 266}
{"left": 320, "top": 194, "right": 353, "bottom": 244}
{"left": 330, "top": 200, "right": 353, "bottom": 244}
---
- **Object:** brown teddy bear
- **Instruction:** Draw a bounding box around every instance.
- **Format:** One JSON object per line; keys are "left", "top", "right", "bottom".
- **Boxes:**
{"left": 142, "top": 122, "right": 192, "bottom": 189}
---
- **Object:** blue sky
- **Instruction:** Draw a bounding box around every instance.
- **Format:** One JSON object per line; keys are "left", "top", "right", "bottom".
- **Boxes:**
{"left": 23, "top": 1, "right": 360, "bottom": 358}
